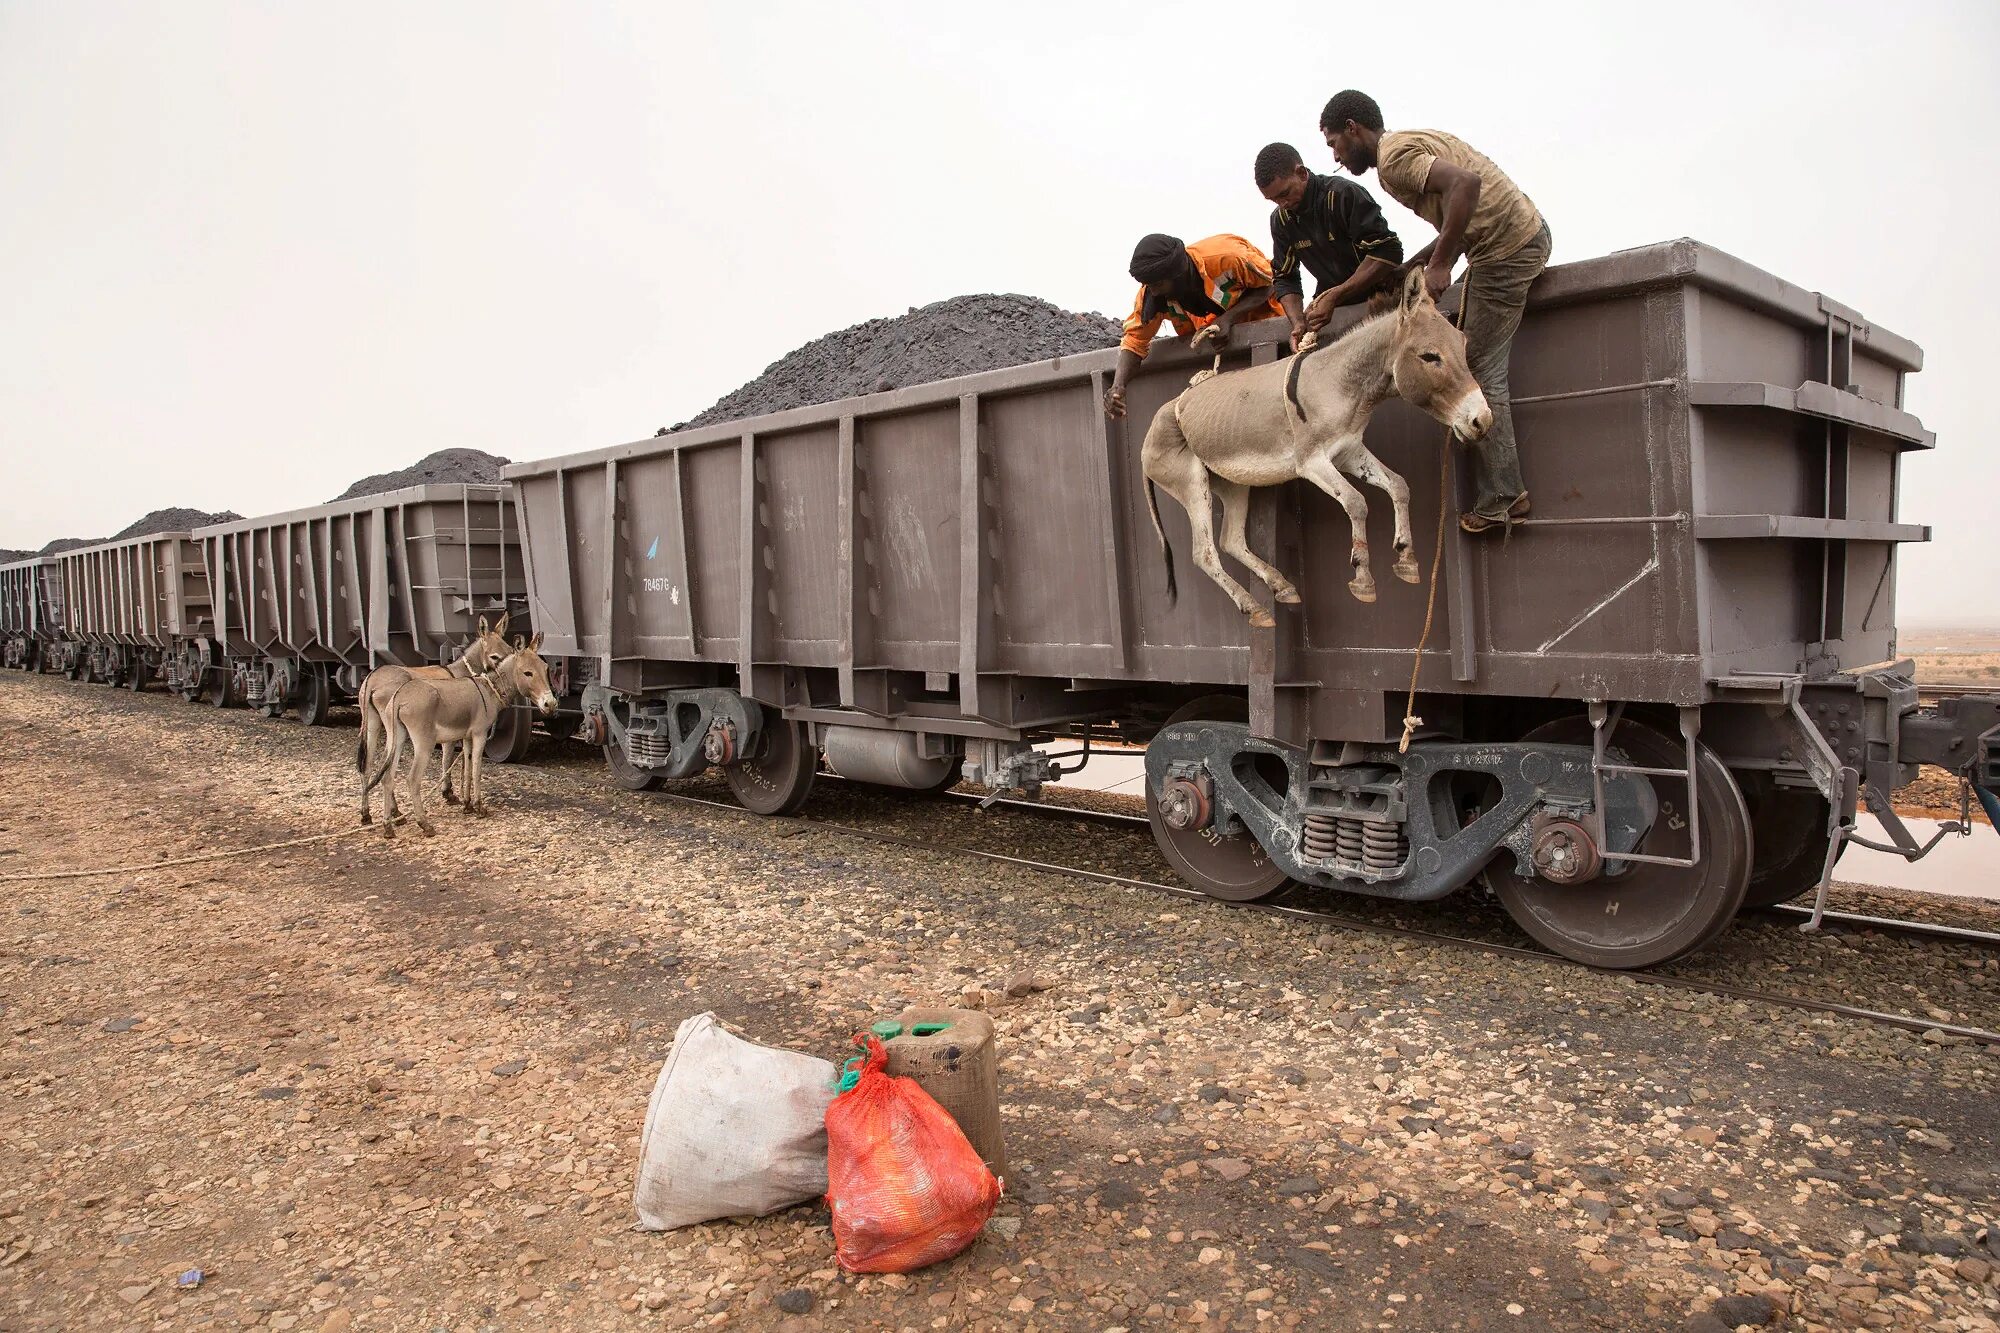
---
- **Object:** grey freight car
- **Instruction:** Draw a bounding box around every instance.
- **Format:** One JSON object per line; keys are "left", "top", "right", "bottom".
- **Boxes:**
{"left": 192, "top": 484, "right": 536, "bottom": 750}
{"left": 506, "top": 238, "right": 1996, "bottom": 968}
{"left": 0, "top": 557, "right": 65, "bottom": 672}
{"left": 53, "top": 532, "right": 214, "bottom": 689}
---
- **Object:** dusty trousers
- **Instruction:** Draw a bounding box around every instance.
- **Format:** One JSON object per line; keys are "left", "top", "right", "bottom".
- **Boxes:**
{"left": 1460, "top": 221, "right": 1551, "bottom": 518}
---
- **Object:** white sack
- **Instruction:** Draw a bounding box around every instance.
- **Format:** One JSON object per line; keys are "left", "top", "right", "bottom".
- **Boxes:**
{"left": 633, "top": 1012, "right": 837, "bottom": 1232}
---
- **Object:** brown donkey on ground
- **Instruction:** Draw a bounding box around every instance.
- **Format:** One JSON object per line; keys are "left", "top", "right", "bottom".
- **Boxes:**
{"left": 1140, "top": 267, "right": 1491, "bottom": 625}
{"left": 360, "top": 636, "right": 558, "bottom": 837}
{"left": 353, "top": 613, "right": 511, "bottom": 820}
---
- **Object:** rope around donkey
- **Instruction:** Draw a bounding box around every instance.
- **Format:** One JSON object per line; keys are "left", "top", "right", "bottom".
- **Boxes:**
{"left": 1398, "top": 274, "right": 1471, "bottom": 755}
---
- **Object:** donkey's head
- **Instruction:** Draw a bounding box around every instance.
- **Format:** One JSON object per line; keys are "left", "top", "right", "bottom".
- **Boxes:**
{"left": 496, "top": 633, "right": 558, "bottom": 714}
{"left": 1388, "top": 268, "right": 1491, "bottom": 443}
{"left": 460, "top": 612, "right": 512, "bottom": 675}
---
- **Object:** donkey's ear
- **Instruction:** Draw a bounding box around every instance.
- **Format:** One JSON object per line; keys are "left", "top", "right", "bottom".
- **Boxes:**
{"left": 529, "top": 631, "right": 544, "bottom": 651}
{"left": 1399, "top": 264, "right": 1430, "bottom": 318}
{"left": 477, "top": 615, "right": 490, "bottom": 636}
{"left": 494, "top": 611, "right": 510, "bottom": 635}
{"left": 513, "top": 634, "right": 525, "bottom": 650}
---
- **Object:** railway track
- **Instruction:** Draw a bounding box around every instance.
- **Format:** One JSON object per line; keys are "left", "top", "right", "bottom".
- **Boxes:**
{"left": 828, "top": 774, "right": 2000, "bottom": 956}
{"left": 706, "top": 775, "right": 2000, "bottom": 1047}
{"left": 1919, "top": 682, "right": 1998, "bottom": 701}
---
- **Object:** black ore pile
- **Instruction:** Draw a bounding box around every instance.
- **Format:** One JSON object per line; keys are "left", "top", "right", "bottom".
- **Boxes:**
{"left": 662, "top": 293, "right": 1120, "bottom": 434}
{"left": 37, "top": 537, "right": 104, "bottom": 556}
{"left": 0, "top": 548, "right": 31, "bottom": 564}
{"left": 333, "top": 448, "right": 512, "bottom": 502}
{"left": 114, "top": 508, "right": 242, "bottom": 539}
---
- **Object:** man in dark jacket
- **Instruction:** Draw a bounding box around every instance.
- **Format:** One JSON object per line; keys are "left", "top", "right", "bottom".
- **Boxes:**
{"left": 1256, "top": 142, "right": 1402, "bottom": 350}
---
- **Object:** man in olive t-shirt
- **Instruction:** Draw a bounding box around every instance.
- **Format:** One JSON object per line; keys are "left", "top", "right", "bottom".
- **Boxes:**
{"left": 1319, "top": 89, "right": 1551, "bottom": 534}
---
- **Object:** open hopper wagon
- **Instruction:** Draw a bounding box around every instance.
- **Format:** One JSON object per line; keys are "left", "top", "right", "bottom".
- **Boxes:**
{"left": 192, "top": 484, "right": 534, "bottom": 748}
{"left": 0, "top": 557, "right": 66, "bottom": 673}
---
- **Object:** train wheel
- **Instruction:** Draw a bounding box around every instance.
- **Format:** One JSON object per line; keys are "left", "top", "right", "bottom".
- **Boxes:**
{"left": 602, "top": 741, "right": 662, "bottom": 791}
{"left": 259, "top": 663, "right": 290, "bottom": 719}
{"left": 486, "top": 702, "right": 537, "bottom": 764}
{"left": 296, "top": 665, "right": 333, "bottom": 727}
{"left": 176, "top": 641, "right": 210, "bottom": 702}
{"left": 1738, "top": 776, "right": 1839, "bottom": 909}
{"left": 1145, "top": 695, "right": 1290, "bottom": 904}
{"left": 125, "top": 658, "right": 150, "bottom": 692}
{"left": 207, "top": 665, "right": 236, "bottom": 708}
{"left": 1488, "top": 716, "right": 1752, "bottom": 969}
{"left": 725, "top": 718, "right": 818, "bottom": 816}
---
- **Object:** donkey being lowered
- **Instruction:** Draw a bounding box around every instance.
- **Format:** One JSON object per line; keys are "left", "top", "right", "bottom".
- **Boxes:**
{"left": 1140, "top": 266, "right": 1491, "bottom": 626}
{"left": 359, "top": 636, "right": 559, "bottom": 837}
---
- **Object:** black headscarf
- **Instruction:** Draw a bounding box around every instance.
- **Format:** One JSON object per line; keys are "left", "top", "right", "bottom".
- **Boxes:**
{"left": 1130, "top": 234, "right": 1222, "bottom": 323}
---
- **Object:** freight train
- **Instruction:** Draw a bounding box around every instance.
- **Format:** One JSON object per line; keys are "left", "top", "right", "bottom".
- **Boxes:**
{"left": 6, "top": 240, "right": 1997, "bottom": 969}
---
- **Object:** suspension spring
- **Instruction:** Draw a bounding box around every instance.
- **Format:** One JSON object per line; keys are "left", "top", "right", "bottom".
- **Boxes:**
{"left": 1301, "top": 812, "right": 1339, "bottom": 860}
{"left": 1361, "top": 821, "right": 1407, "bottom": 870}
{"left": 626, "top": 728, "right": 672, "bottom": 768}
{"left": 1334, "top": 817, "right": 1365, "bottom": 862}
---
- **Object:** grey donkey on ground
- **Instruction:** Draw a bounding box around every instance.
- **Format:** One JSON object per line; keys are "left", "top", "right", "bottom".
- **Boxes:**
{"left": 359, "top": 636, "right": 558, "bottom": 837}
{"left": 1140, "top": 266, "right": 1492, "bottom": 626}
{"left": 353, "top": 613, "right": 512, "bottom": 819}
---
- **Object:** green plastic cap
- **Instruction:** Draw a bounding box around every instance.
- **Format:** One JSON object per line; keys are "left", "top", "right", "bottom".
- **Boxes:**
{"left": 870, "top": 1020, "right": 904, "bottom": 1041}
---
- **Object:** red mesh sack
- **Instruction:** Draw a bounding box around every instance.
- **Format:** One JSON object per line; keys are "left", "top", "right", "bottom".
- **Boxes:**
{"left": 824, "top": 1033, "right": 1001, "bottom": 1273}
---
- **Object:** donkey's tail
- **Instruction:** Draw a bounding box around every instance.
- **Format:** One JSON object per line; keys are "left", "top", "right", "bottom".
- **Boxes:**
{"left": 355, "top": 732, "right": 367, "bottom": 775}
{"left": 1144, "top": 476, "right": 1178, "bottom": 606}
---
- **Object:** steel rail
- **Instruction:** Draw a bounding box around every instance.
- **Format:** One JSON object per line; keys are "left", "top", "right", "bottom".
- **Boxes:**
{"left": 825, "top": 774, "right": 2000, "bottom": 952}
{"left": 646, "top": 788, "right": 2000, "bottom": 1048}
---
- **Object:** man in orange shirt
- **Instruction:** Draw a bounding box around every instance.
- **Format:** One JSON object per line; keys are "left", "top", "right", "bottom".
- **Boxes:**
{"left": 1102, "top": 233, "right": 1284, "bottom": 420}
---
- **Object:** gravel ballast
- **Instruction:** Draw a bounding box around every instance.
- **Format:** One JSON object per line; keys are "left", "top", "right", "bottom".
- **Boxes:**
{"left": 3, "top": 673, "right": 1998, "bottom": 1331}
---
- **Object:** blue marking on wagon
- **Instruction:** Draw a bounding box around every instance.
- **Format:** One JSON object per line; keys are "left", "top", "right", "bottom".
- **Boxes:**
{"left": 646, "top": 536, "right": 659, "bottom": 560}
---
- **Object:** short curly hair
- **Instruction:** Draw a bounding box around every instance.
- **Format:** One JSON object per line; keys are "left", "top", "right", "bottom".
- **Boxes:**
{"left": 1319, "top": 89, "right": 1384, "bottom": 134}
{"left": 1253, "top": 142, "right": 1305, "bottom": 188}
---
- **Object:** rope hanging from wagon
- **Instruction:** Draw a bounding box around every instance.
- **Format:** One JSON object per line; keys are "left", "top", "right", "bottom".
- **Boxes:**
{"left": 1398, "top": 276, "right": 1469, "bottom": 754}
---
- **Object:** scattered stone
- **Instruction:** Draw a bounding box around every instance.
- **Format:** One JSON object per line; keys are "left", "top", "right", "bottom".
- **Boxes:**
{"left": 1207, "top": 1158, "right": 1252, "bottom": 1182}
{"left": 775, "top": 1289, "right": 815, "bottom": 1315}
{"left": 255, "top": 1087, "right": 295, "bottom": 1100}
{"left": 1710, "top": 1293, "right": 1777, "bottom": 1327}
{"left": 1275, "top": 1176, "right": 1321, "bottom": 1198}
{"left": 1151, "top": 1104, "right": 1180, "bottom": 1125}
{"left": 491, "top": 1059, "right": 528, "bottom": 1077}
{"left": 102, "top": 1016, "right": 139, "bottom": 1033}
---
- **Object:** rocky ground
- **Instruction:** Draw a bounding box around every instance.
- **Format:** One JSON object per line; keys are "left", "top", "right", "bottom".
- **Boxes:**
{"left": 3, "top": 673, "right": 1999, "bottom": 1332}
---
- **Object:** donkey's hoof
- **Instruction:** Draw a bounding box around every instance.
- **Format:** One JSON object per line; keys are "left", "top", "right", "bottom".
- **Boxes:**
{"left": 359, "top": 810, "right": 372, "bottom": 826}
{"left": 1348, "top": 577, "right": 1378, "bottom": 604}
{"left": 1393, "top": 556, "right": 1421, "bottom": 584}
{"left": 442, "top": 791, "right": 459, "bottom": 806}
{"left": 417, "top": 822, "right": 436, "bottom": 838}
{"left": 1248, "top": 608, "right": 1277, "bottom": 630}
{"left": 1275, "top": 585, "right": 1302, "bottom": 605}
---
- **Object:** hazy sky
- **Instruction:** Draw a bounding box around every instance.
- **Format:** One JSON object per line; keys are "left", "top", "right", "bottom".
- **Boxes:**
{"left": 3, "top": 1, "right": 1995, "bottom": 626}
